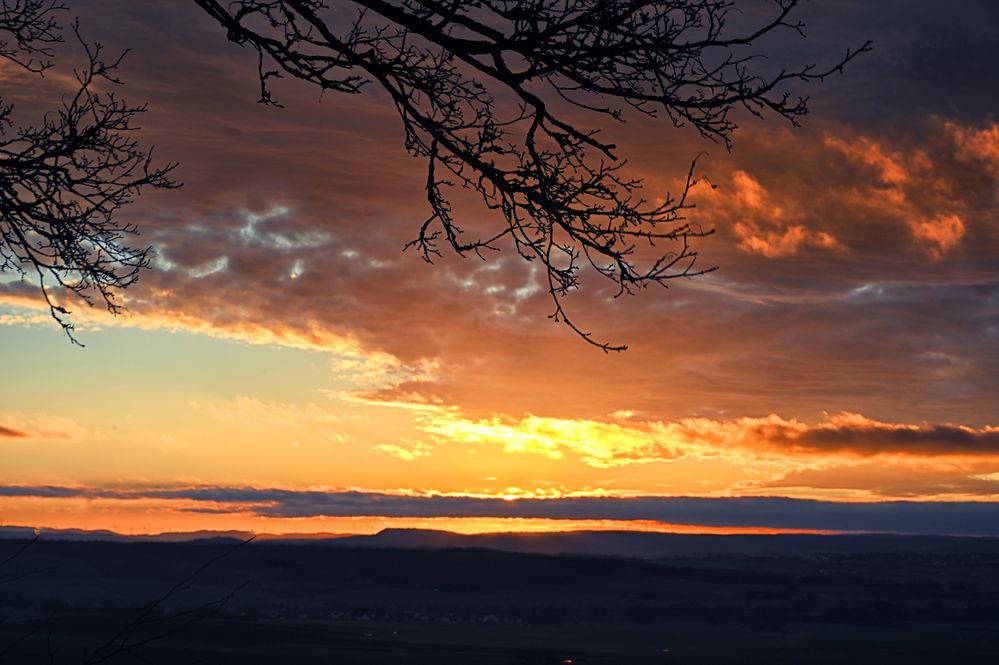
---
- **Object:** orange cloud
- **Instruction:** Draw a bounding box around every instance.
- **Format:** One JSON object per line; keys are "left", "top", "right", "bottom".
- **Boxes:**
{"left": 0, "top": 424, "right": 29, "bottom": 438}
{"left": 417, "top": 410, "right": 999, "bottom": 468}
{"left": 909, "top": 213, "right": 966, "bottom": 260}
{"left": 824, "top": 135, "right": 911, "bottom": 186}
{"left": 948, "top": 121, "right": 999, "bottom": 175}
{"left": 822, "top": 128, "right": 982, "bottom": 259}
{"left": 420, "top": 413, "right": 684, "bottom": 467}
{"left": 735, "top": 224, "right": 841, "bottom": 259}
{"left": 697, "top": 171, "right": 844, "bottom": 258}
{"left": 754, "top": 456, "right": 999, "bottom": 500}
{"left": 0, "top": 413, "right": 85, "bottom": 442}
{"left": 740, "top": 412, "right": 999, "bottom": 457}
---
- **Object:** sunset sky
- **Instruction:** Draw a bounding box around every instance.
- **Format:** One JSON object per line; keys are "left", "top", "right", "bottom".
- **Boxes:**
{"left": 1, "top": 0, "right": 997, "bottom": 537}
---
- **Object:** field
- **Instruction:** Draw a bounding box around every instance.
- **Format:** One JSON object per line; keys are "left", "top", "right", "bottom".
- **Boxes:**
{"left": 2, "top": 537, "right": 999, "bottom": 663}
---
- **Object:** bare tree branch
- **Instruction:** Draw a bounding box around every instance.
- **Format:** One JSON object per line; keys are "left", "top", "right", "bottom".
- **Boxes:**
{"left": 0, "top": 0, "right": 64, "bottom": 73}
{"left": 0, "top": 535, "right": 251, "bottom": 663}
{"left": 192, "top": 0, "right": 869, "bottom": 350}
{"left": 0, "top": 533, "right": 37, "bottom": 571}
{"left": 0, "top": 6, "right": 179, "bottom": 344}
{"left": 84, "top": 537, "right": 253, "bottom": 665}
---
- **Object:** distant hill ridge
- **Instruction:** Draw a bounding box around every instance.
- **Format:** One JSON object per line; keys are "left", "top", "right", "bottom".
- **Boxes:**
{"left": 5, "top": 525, "right": 999, "bottom": 558}
{"left": 324, "top": 528, "right": 999, "bottom": 557}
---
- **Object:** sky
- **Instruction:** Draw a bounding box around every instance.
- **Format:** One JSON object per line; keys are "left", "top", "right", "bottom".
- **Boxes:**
{"left": 1, "top": 0, "right": 997, "bottom": 537}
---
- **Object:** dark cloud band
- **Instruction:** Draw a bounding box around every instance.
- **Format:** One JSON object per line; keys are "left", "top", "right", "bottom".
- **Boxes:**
{"left": 2, "top": 485, "right": 998, "bottom": 536}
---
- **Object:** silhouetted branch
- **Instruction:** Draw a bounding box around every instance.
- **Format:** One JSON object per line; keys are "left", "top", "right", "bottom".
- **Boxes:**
{"left": 0, "top": 533, "right": 37, "bottom": 571}
{"left": 193, "top": 0, "right": 868, "bottom": 350}
{"left": 0, "top": 9, "right": 179, "bottom": 343}
{"left": 0, "top": 535, "right": 251, "bottom": 663}
{"left": 0, "top": 0, "right": 64, "bottom": 73}
{"left": 0, "top": 535, "right": 44, "bottom": 661}
{"left": 0, "top": 534, "right": 59, "bottom": 586}
{"left": 84, "top": 537, "right": 253, "bottom": 665}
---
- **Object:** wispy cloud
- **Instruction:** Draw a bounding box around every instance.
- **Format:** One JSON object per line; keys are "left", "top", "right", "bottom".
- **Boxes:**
{"left": 0, "top": 413, "right": 85, "bottom": 442}
{"left": 0, "top": 424, "right": 29, "bottom": 439}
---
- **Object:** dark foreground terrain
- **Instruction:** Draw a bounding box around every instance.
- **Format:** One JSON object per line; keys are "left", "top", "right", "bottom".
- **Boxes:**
{"left": 2, "top": 533, "right": 999, "bottom": 664}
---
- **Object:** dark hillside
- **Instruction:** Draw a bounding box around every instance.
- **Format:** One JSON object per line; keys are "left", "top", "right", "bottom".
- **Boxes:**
{"left": 1, "top": 538, "right": 999, "bottom": 663}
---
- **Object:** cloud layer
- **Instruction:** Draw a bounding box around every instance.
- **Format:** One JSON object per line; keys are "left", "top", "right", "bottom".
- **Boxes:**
{"left": 1, "top": 2, "right": 994, "bottom": 426}
{"left": 1, "top": 485, "right": 998, "bottom": 536}
{"left": 417, "top": 411, "right": 999, "bottom": 468}
{"left": 0, "top": 1, "right": 996, "bottom": 516}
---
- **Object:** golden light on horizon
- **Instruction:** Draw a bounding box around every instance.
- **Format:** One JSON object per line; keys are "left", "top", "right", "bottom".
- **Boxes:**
{"left": 0, "top": 495, "right": 835, "bottom": 537}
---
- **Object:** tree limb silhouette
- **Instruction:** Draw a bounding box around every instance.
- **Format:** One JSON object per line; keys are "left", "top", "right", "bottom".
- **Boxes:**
{"left": 0, "top": 535, "right": 251, "bottom": 663}
{"left": 0, "top": 4, "right": 178, "bottom": 343}
{"left": 0, "top": 1, "right": 63, "bottom": 72}
{"left": 84, "top": 537, "right": 253, "bottom": 665}
{"left": 193, "top": 0, "right": 869, "bottom": 350}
